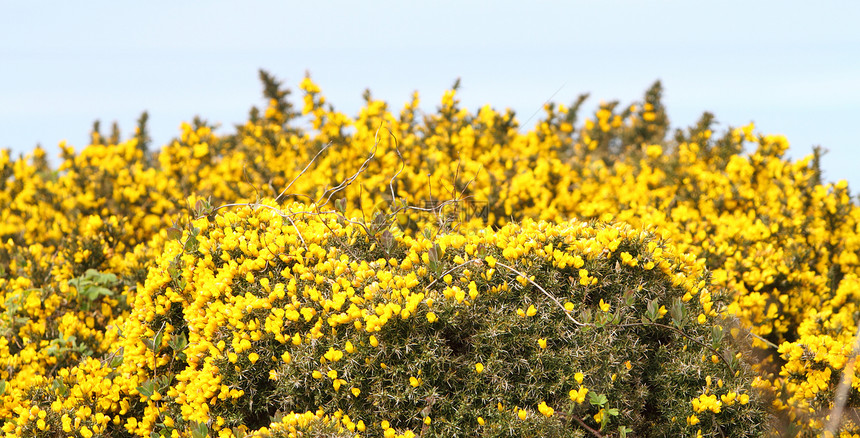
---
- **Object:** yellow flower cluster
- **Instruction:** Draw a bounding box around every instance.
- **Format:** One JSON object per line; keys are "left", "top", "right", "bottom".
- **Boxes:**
{"left": 0, "top": 72, "right": 857, "bottom": 435}
{"left": 569, "top": 371, "right": 590, "bottom": 404}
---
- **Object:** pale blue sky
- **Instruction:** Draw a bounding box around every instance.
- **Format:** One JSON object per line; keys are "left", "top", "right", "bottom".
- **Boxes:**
{"left": 2, "top": 1, "right": 858, "bottom": 190}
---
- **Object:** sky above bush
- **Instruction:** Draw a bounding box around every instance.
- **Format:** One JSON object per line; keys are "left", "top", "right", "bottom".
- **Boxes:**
{"left": 1, "top": 0, "right": 858, "bottom": 190}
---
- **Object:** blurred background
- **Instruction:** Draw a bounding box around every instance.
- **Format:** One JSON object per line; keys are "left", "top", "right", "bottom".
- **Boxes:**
{"left": 2, "top": 1, "right": 858, "bottom": 188}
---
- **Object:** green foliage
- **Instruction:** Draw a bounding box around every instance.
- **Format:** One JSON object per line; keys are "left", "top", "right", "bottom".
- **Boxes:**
{"left": 69, "top": 268, "right": 118, "bottom": 311}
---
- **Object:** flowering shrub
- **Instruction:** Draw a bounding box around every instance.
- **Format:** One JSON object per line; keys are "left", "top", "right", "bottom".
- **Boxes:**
{"left": 0, "top": 70, "right": 857, "bottom": 436}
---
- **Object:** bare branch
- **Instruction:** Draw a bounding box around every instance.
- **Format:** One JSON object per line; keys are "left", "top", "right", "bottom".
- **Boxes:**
{"left": 422, "top": 258, "right": 483, "bottom": 294}
{"left": 494, "top": 260, "right": 589, "bottom": 327}
{"left": 386, "top": 127, "right": 405, "bottom": 204}
{"left": 283, "top": 215, "right": 306, "bottom": 248}
{"left": 274, "top": 141, "right": 332, "bottom": 203}
{"left": 562, "top": 411, "right": 605, "bottom": 438}
{"left": 824, "top": 319, "right": 860, "bottom": 435}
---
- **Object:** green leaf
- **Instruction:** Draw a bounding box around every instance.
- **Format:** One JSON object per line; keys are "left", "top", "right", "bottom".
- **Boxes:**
{"left": 371, "top": 211, "right": 387, "bottom": 231}
{"left": 153, "top": 330, "right": 164, "bottom": 353}
{"left": 711, "top": 325, "right": 724, "bottom": 347}
{"left": 381, "top": 229, "right": 394, "bottom": 251}
{"left": 191, "top": 422, "right": 209, "bottom": 438}
{"left": 581, "top": 308, "right": 593, "bottom": 325}
{"left": 83, "top": 269, "right": 117, "bottom": 285}
{"left": 83, "top": 286, "right": 114, "bottom": 300}
{"left": 623, "top": 288, "right": 635, "bottom": 305}
{"left": 155, "top": 374, "right": 173, "bottom": 388}
{"left": 168, "top": 332, "right": 188, "bottom": 353}
{"left": 589, "top": 392, "right": 607, "bottom": 407}
{"left": 334, "top": 198, "right": 346, "bottom": 214}
{"left": 51, "top": 378, "right": 69, "bottom": 397}
{"left": 167, "top": 264, "right": 180, "bottom": 280}
{"left": 137, "top": 380, "right": 154, "bottom": 398}
{"left": 110, "top": 353, "right": 124, "bottom": 368}
{"left": 184, "top": 236, "right": 199, "bottom": 253}
{"left": 103, "top": 346, "right": 125, "bottom": 368}
{"left": 70, "top": 270, "right": 119, "bottom": 307}
{"left": 646, "top": 298, "right": 659, "bottom": 322}
{"left": 670, "top": 297, "right": 686, "bottom": 329}
{"left": 730, "top": 354, "right": 740, "bottom": 370}
{"left": 167, "top": 227, "right": 182, "bottom": 240}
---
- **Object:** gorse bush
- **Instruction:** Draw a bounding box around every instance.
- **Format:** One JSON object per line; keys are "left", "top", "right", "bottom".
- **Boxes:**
{"left": 118, "top": 206, "right": 766, "bottom": 437}
{"left": 0, "top": 70, "right": 857, "bottom": 437}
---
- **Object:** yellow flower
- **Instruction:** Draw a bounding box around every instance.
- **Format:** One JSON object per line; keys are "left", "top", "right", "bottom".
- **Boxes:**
{"left": 324, "top": 347, "right": 344, "bottom": 362}
{"left": 538, "top": 338, "right": 547, "bottom": 349}
{"left": 645, "top": 144, "right": 663, "bottom": 158}
{"left": 599, "top": 299, "right": 610, "bottom": 312}
{"left": 620, "top": 251, "right": 638, "bottom": 266}
{"left": 721, "top": 392, "right": 737, "bottom": 405}
{"left": 569, "top": 386, "right": 589, "bottom": 403}
{"left": 426, "top": 312, "right": 437, "bottom": 323}
{"left": 526, "top": 305, "right": 537, "bottom": 317}
{"left": 593, "top": 409, "right": 604, "bottom": 423}
{"left": 575, "top": 372, "right": 584, "bottom": 384}
{"left": 538, "top": 401, "right": 554, "bottom": 417}
{"left": 691, "top": 394, "right": 722, "bottom": 413}
{"left": 475, "top": 362, "right": 484, "bottom": 373}
{"left": 517, "top": 409, "right": 527, "bottom": 420}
